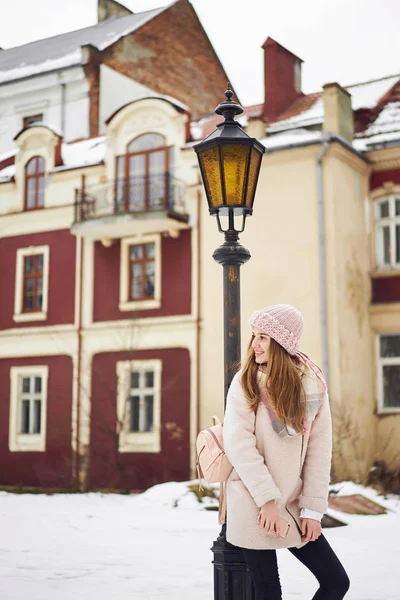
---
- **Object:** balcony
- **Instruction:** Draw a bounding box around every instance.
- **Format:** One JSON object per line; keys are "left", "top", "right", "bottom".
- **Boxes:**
{"left": 71, "top": 173, "right": 190, "bottom": 240}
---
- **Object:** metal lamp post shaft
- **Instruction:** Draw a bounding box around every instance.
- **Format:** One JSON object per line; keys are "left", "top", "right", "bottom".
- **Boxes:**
{"left": 211, "top": 225, "right": 255, "bottom": 600}
{"left": 193, "top": 86, "right": 265, "bottom": 600}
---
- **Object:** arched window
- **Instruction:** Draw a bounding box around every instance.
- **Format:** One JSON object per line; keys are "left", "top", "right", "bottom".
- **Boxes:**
{"left": 116, "top": 133, "right": 174, "bottom": 212}
{"left": 375, "top": 195, "right": 400, "bottom": 268}
{"left": 25, "top": 156, "right": 45, "bottom": 210}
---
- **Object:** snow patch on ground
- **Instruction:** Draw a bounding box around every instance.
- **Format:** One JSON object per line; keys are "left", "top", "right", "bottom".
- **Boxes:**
{"left": 0, "top": 481, "right": 398, "bottom": 599}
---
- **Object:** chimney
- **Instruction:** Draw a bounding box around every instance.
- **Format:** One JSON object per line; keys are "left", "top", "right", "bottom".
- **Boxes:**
{"left": 98, "top": 0, "right": 132, "bottom": 23}
{"left": 322, "top": 83, "right": 354, "bottom": 143}
{"left": 262, "top": 38, "right": 303, "bottom": 123}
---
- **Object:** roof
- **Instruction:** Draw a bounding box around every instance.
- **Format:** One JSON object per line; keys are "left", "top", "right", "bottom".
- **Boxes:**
{"left": 0, "top": 136, "right": 106, "bottom": 182}
{"left": 0, "top": 3, "right": 173, "bottom": 84}
{"left": 347, "top": 74, "right": 400, "bottom": 110}
{"left": 190, "top": 72, "right": 400, "bottom": 155}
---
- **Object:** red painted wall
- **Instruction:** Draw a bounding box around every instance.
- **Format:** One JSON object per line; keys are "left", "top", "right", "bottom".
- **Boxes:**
{"left": 372, "top": 276, "right": 400, "bottom": 304}
{"left": 370, "top": 169, "right": 400, "bottom": 190}
{"left": 93, "top": 230, "right": 191, "bottom": 321}
{"left": 0, "top": 230, "right": 76, "bottom": 330}
{"left": 90, "top": 348, "right": 190, "bottom": 490}
{"left": 0, "top": 355, "right": 73, "bottom": 488}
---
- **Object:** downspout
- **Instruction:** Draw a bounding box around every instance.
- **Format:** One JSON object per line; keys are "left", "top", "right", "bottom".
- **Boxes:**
{"left": 75, "top": 174, "right": 86, "bottom": 489}
{"left": 60, "top": 83, "right": 66, "bottom": 134}
{"left": 316, "top": 134, "right": 330, "bottom": 385}
{"left": 196, "top": 186, "right": 202, "bottom": 442}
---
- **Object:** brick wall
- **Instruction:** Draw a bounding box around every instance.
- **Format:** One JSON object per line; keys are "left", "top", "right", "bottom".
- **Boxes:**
{"left": 101, "top": 0, "right": 235, "bottom": 119}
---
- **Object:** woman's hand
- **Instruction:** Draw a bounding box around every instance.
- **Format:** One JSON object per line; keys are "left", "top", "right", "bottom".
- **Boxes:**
{"left": 301, "top": 518, "right": 321, "bottom": 543}
{"left": 257, "top": 499, "right": 280, "bottom": 538}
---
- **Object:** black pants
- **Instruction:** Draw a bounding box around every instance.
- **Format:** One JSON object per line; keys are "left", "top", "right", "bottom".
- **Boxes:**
{"left": 241, "top": 534, "right": 350, "bottom": 600}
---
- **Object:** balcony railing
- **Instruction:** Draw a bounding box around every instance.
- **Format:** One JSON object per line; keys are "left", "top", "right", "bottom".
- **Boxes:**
{"left": 74, "top": 173, "right": 188, "bottom": 224}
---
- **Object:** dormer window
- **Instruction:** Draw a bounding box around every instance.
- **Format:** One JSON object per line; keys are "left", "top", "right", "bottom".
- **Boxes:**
{"left": 115, "top": 133, "right": 174, "bottom": 212}
{"left": 23, "top": 114, "right": 43, "bottom": 128}
{"left": 25, "top": 156, "right": 45, "bottom": 210}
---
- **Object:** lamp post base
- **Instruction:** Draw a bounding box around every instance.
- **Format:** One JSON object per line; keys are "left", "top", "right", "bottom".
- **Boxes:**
{"left": 212, "top": 525, "right": 256, "bottom": 599}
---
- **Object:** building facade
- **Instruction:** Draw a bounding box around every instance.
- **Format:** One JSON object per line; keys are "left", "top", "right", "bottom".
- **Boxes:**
{"left": 198, "top": 40, "right": 400, "bottom": 483}
{"left": 0, "top": 4, "right": 399, "bottom": 490}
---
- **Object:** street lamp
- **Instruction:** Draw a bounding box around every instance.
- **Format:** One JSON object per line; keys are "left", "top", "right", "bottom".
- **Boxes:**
{"left": 194, "top": 86, "right": 265, "bottom": 600}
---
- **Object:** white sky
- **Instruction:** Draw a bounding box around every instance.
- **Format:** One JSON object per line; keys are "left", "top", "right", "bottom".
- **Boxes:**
{"left": 0, "top": 0, "right": 399, "bottom": 106}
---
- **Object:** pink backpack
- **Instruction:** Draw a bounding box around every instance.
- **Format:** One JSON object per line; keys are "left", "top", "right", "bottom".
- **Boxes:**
{"left": 196, "top": 416, "right": 233, "bottom": 524}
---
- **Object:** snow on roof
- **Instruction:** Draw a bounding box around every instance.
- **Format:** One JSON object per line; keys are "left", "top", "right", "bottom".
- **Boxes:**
{"left": 0, "top": 4, "right": 171, "bottom": 84}
{"left": 56, "top": 136, "right": 106, "bottom": 171}
{"left": 264, "top": 75, "right": 400, "bottom": 136}
{"left": 0, "top": 136, "right": 106, "bottom": 180}
{"left": 353, "top": 130, "right": 400, "bottom": 151}
{"left": 363, "top": 102, "right": 400, "bottom": 137}
{"left": 267, "top": 98, "right": 324, "bottom": 133}
{"left": 346, "top": 74, "right": 399, "bottom": 110}
{"left": 0, "top": 148, "right": 17, "bottom": 163}
{"left": 259, "top": 128, "right": 322, "bottom": 151}
{"left": 0, "top": 164, "right": 15, "bottom": 182}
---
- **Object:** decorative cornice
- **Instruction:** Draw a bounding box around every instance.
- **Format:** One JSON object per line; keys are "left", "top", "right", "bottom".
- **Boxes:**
{"left": 370, "top": 184, "right": 400, "bottom": 200}
{"left": 327, "top": 142, "right": 371, "bottom": 174}
{"left": 366, "top": 146, "right": 400, "bottom": 171}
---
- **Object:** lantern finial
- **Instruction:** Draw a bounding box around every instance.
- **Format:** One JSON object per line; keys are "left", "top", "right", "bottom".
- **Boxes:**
{"left": 215, "top": 84, "right": 243, "bottom": 122}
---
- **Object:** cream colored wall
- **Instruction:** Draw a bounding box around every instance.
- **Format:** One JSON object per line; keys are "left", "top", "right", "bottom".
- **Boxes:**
{"left": 369, "top": 304, "right": 400, "bottom": 469}
{"left": 365, "top": 149, "right": 400, "bottom": 472}
{"left": 199, "top": 145, "right": 325, "bottom": 431}
{"left": 47, "top": 166, "right": 105, "bottom": 209}
{"left": 322, "top": 145, "right": 374, "bottom": 481}
{"left": 198, "top": 140, "right": 382, "bottom": 483}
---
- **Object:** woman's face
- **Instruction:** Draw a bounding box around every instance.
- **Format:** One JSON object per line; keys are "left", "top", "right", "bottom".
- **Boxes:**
{"left": 251, "top": 326, "right": 271, "bottom": 364}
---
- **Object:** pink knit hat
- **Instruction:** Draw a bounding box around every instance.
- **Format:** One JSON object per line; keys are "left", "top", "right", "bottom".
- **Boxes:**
{"left": 249, "top": 304, "right": 304, "bottom": 355}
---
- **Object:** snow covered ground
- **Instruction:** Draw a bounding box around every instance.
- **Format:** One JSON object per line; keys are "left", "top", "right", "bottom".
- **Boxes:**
{"left": 0, "top": 481, "right": 399, "bottom": 600}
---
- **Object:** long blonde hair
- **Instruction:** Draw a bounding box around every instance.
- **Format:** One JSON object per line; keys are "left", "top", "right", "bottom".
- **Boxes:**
{"left": 241, "top": 336, "right": 306, "bottom": 433}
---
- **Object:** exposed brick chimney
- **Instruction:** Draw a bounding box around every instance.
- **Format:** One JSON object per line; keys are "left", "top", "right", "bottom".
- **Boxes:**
{"left": 262, "top": 37, "right": 303, "bottom": 123}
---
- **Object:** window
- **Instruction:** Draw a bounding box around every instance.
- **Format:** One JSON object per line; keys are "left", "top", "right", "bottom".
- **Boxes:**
{"left": 25, "top": 156, "right": 45, "bottom": 210}
{"left": 375, "top": 195, "right": 400, "bottom": 268}
{"left": 377, "top": 335, "right": 400, "bottom": 413}
{"left": 115, "top": 133, "right": 174, "bottom": 212}
{"left": 9, "top": 365, "right": 48, "bottom": 452}
{"left": 23, "top": 254, "right": 44, "bottom": 313}
{"left": 117, "top": 360, "right": 162, "bottom": 452}
{"left": 129, "top": 242, "right": 155, "bottom": 301}
{"left": 23, "top": 114, "right": 43, "bottom": 128}
{"left": 119, "top": 234, "right": 161, "bottom": 311}
{"left": 14, "top": 245, "right": 50, "bottom": 322}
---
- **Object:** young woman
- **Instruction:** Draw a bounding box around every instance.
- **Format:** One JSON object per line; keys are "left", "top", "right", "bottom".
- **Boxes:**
{"left": 223, "top": 304, "right": 350, "bottom": 600}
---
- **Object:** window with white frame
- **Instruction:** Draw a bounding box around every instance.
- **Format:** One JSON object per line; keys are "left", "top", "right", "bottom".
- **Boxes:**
{"left": 14, "top": 245, "right": 50, "bottom": 322}
{"left": 377, "top": 335, "right": 400, "bottom": 413}
{"left": 119, "top": 234, "right": 161, "bottom": 311}
{"left": 116, "top": 360, "right": 162, "bottom": 452}
{"left": 375, "top": 195, "right": 400, "bottom": 268}
{"left": 9, "top": 365, "right": 48, "bottom": 452}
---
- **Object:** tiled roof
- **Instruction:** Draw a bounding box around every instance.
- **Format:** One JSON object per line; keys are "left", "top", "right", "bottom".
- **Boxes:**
{"left": 273, "top": 93, "right": 322, "bottom": 123}
{"left": 0, "top": 4, "right": 172, "bottom": 84}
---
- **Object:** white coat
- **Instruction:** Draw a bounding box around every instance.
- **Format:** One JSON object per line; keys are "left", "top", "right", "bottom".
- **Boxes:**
{"left": 223, "top": 367, "right": 332, "bottom": 550}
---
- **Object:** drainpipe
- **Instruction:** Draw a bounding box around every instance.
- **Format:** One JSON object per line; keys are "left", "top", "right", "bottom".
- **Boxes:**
{"left": 316, "top": 134, "right": 331, "bottom": 385}
{"left": 60, "top": 83, "right": 66, "bottom": 134}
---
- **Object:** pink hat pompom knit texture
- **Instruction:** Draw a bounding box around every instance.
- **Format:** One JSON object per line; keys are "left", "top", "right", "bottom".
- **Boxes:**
{"left": 249, "top": 304, "right": 304, "bottom": 355}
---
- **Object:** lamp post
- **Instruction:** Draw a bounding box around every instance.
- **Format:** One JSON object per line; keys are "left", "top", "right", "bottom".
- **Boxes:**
{"left": 194, "top": 86, "right": 265, "bottom": 600}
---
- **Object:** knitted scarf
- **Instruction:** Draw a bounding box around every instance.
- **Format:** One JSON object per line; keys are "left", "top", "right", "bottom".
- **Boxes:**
{"left": 258, "top": 352, "right": 327, "bottom": 438}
